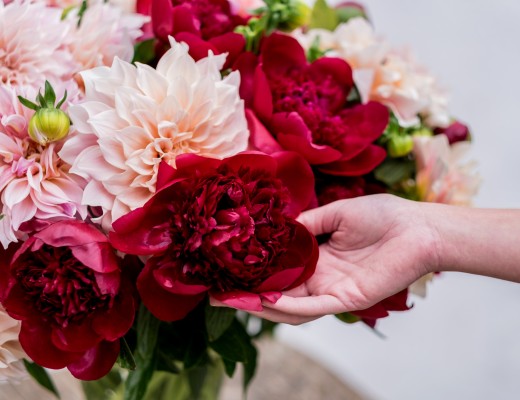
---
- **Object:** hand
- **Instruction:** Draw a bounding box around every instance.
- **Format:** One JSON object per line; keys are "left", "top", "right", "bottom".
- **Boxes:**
{"left": 232, "top": 194, "right": 440, "bottom": 324}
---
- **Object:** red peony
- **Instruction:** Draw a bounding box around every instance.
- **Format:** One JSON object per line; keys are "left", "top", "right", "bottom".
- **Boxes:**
{"left": 0, "top": 221, "right": 136, "bottom": 380}
{"left": 141, "top": 0, "right": 247, "bottom": 67}
{"left": 352, "top": 289, "right": 410, "bottom": 328}
{"left": 236, "top": 33, "right": 389, "bottom": 176}
{"left": 110, "top": 152, "right": 318, "bottom": 322}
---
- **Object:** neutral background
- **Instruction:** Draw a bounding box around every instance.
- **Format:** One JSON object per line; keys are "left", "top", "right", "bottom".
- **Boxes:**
{"left": 280, "top": 1, "right": 520, "bottom": 399}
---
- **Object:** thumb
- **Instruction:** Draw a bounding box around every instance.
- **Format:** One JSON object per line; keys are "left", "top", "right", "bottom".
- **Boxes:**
{"left": 296, "top": 201, "right": 343, "bottom": 236}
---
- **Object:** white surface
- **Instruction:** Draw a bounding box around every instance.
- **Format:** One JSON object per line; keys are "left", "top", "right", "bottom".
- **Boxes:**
{"left": 279, "top": 1, "right": 520, "bottom": 399}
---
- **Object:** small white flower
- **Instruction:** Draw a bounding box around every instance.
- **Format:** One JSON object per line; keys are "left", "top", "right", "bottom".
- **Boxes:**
{"left": 0, "top": 305, "right": 27, "bottom": 382}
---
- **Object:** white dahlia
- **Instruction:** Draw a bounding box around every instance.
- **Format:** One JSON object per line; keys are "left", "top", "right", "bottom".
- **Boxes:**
{"left": 60, "top": 38, "right": 249, "bottom": 229}
{"left": 0, "top": 0, "right": 75, "bottom": 90}
{"left": 0, "top": 305, "right": 27, "bottom": 382}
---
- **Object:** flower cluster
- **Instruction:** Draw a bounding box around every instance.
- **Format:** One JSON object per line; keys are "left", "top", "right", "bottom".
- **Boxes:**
{"left": 0, "top": 0, "right": 478, "bottom": 395}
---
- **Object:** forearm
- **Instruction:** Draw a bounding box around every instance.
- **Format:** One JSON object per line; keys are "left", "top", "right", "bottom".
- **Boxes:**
{"left": 424, "top": 203, "right": 520, "bottom": 282}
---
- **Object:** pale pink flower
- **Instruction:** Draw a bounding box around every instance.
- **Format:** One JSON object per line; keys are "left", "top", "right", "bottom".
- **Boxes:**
{"left": 293, "top": 18, "right": 451, "bottom": 128}
{"left": 0, "top": 85, "right": 87, "bottom": 249}
{"left": 413, "top": 135, "right": 480, "bottom": 205}
{"left": 0, "top": 0, "right": 76, "bottom": 91}
{"left": 60, "top": 38, "right": 249, "bottom": 230}
{"left": 229, "top": 0, "right": 264, "bottom": 17}
{"left": 65, "top": 0, "right": 148, "bottom": 71}
{"left": 0, "top": 305, "right": 27, "bottom": 382}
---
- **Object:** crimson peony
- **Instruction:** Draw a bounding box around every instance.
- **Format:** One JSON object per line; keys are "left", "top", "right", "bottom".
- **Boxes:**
{"left": 110, "top": 152, "right": 318, "bottom": 321}
{"left": 140, "top": 0, "right": 247, "bottom": 67}
{"left": 0, "top": 221, "right": 136, "bottom": 380}
{"left": 236, "top": 33, "right": 389, "bottom": 176}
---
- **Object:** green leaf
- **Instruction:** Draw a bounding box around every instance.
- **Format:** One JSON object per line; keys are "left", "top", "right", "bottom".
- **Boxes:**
{"left": 205, "top": 303, "right": 236, "bottom": 342}
{"left": 336, "top": 6, "right": 367, "bottom": 24}
{"left": 183, "top": 333, "right": 208, "bottom": 370}
{"left": 210, "top": 319, "right": 257, "bottom": 391}
{"left": 221, "top": 358, "right": 237, "bottom": 378}
{"left": 118, "top": 337, "right": 137, "bottom": 371}
{"left": 56, "top": 90, "right": 68, "bottom": 109}
{"left": 82, "top": 368, "right": 125, "bottom": 400}
{"left": 23, "top": 359, "right": 60, "bottom": 399}
{"left": 18, "top": 96, "right": 40, "bottom": 111}
{"left": 335, "top": 312, "right": 361, "bottom": 324}
{"left": 44, "top": 81, "right": 56, "bottom": 107}
{"left": 374, "top": 158, "right": 416, "bottom": 186}
{"left": 132, "top": 39, "right": 156, "bottom": 65}
{"left": 124, "top": 305, "right": 162, "bottom": 400}
{"left": 309, "top": 0, "right": 338, "bottom": 31}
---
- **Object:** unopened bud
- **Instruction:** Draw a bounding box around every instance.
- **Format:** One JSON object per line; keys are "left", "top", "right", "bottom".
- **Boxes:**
{"left": 29, "top": 108, "right": 70, "bottom": 145}
{"left": 388, "top": 135, "right": 414, "bottom": 158}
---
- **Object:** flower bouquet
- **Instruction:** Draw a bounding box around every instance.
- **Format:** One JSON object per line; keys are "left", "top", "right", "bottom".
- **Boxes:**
{"left": 0, "top": 0, "right": 479, "bottom": 398}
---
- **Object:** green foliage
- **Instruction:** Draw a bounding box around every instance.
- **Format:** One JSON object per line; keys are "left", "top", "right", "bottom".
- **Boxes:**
{"left": 374, "top": 158, "right": 416, "bottom": 187}
{"left": 117, "top": 337, "right": 137, "bottom": 371}
{"left": 335, "top": 312, "right": 361, "bottom": 324}
{"left": 336, "top": 6, "right": 367, "bottom": 24}
{"left": 309, "top": 0, "right": 338, "bottom": 30}
{"left": 23, "top": 360, "right": 61, "bottom": 399}
{"left": 132, "top": 39, "right": 156, "bottom": 65}
{"left": 18, "top": 81, "right": 67, "bottom": 111}
{"left": 205, "top": 303, "right": 236, "bottom": 342}
{"left": 123, "top": 305, "right": 161, "bottom": 400}
{"left": 210, "top": 319, "right": 258, "bottom": 390}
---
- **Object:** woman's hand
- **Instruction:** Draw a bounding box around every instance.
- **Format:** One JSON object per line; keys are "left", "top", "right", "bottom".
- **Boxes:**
{"left": 214, "top": 194, "right": 441, "bottom": 324}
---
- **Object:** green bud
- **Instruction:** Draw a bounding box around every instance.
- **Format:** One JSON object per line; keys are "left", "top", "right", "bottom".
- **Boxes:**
{"left": 388, "top": 135, "right": 414, "bottom": 158}
{"left": 29, "top": 108, "right": 70, "bottom": 145}
{"left": 412, "top": 127, "right": 433, "bottom": 137}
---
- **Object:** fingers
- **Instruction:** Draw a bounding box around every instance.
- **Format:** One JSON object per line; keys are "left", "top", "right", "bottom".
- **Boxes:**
{"left": 245, "top": 308, "right": 319, "bottom": 325}
{"left": 296, "top": 201, "right": 343, "bottom": 236}
{"left": 263, "top": 294, "right": 347, "bottom": 317}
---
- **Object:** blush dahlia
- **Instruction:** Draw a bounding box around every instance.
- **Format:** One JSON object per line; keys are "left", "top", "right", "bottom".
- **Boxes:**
{"left": 110, "top": 152, "right": 318, "bottom": 321}
{"left": 0, "top": 221, "right": 136, "bottom": 380}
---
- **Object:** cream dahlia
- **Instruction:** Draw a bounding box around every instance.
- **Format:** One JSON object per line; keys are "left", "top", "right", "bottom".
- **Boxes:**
{"left": 413, "top": 135, "right": 480, "bottom": 205}
{"left": 65, "top": 0, "right": 147, "bottom": 71}
{"left": 0, "top": 85, "right": 87, "bottom": 249}
{"left": 0, "top": 0, "right": 75, "bottom": 91}
{"left": 60, "top": 38, "right": 249, "bottom": 230}
{"left": 293, "top": 18, "right": 451, "bottom": 128}
{"left": 0, "top": 305, "right": 27, "bottom": 382}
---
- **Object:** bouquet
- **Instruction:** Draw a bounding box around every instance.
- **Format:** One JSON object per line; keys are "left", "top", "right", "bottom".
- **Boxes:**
{"left": 0, "top": 0, "right": 479, "bottom": 398}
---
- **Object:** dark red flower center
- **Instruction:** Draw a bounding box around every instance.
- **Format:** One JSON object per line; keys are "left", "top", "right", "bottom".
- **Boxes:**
{"left": 172, "top": 0, "right": 237, "bottom": 39}
{"left": 14, "top": 245, "right": 113, "bottom": 327}
{"left": 156, "top": 165, "right": 295, "bottom": 292}
{"left": 269, "top": 67, "right": 352, "bottom": 149}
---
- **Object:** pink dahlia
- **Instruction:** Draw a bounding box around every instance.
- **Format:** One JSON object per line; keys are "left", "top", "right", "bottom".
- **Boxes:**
{"left": 0, "top": 0, "right": 75, "bottom": 91}
{"left": 237, "top": 33, "right": 389, "bottom": 177}
{"left": 110, "top": 152, "right": 318, "bottom": 321}
{"left": 65, "top": 0, "right": 148, "bottom": 71}
{"left": 0, "top": 85, "right": 86, "bottom": 249}
{"left": 60, "top": 38, "right": 249, "bottom": 230}
{"left": 0, "top": 221, "right": 136, "bottom": 380}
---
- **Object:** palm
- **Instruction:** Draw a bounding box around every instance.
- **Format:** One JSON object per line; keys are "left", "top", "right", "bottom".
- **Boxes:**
{"left": 246, "top": 195, "right": 439, "bottom": 324}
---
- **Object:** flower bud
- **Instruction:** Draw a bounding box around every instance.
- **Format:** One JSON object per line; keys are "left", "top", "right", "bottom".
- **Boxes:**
{"left": 434, "top": 121, "right": 470, "bottom": 144}
{"left": 388, "top": 135, "right": 414, "bottom": 158}
{"left": 412, "top": 127, "right": 433, "bottom": 137}
{"left": 28, "top": 108, "right": 70, "bottom": 145}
